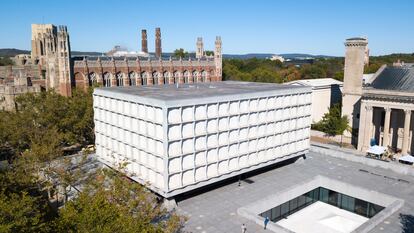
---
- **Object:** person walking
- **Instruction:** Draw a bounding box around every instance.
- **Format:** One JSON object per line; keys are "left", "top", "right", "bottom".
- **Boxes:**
{"left": 241, "top": 223, "right": 247, "bottom": 233}
{"left": 264, "top": 217, "right": 270, "bottom": 229}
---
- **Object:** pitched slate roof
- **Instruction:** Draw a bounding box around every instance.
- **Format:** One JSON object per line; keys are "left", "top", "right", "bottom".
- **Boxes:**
{"left": 370, "top": 66, "right": 414, "bottom": 92}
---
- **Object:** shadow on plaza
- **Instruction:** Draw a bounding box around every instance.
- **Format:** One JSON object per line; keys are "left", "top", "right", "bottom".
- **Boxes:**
{"left": 175, "top": 155, "right": 303, "bottom": 203}
{"left": 400, "top": 214, "right": 414, "bottom": 233}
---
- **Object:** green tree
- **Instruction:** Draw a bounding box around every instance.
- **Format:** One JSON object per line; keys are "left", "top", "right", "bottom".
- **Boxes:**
{"left": 313, "top": 104, "right": 350, "bottom": 139}
{"left": 0, "top": 57, "right": 14, "bottom": 66}
{"left": 173, "top": 48, "right": 188, "bottom": 58}
{"left": 0, "top": 190, "right": 50, "bottom": 233}
{"left": 204, "top": 50, "right": 214, "bottom": 56}
{"left": 0, "top": 89, "right": 95, "bottom": 162}
{"left": 56, "top": 168, "right": 183, "bottom": 233}
{"left": 0, "top": 87, "right": 184, "bottom": 233}
{"left": 0, "top": 158, "right": 55, "bottom": 233}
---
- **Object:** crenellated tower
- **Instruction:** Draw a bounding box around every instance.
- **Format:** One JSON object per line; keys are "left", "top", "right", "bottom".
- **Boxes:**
{"left": 214, "top": 36, "right": 222, "bottom": 81}
{"left": 31, "top": 24, "right": 57, "bottom": 66}
{"left": 196, "top": 37, "right": 204, "bottom": 59}
{"left": 57, "top": 25, "right": 72, "bottom": 96}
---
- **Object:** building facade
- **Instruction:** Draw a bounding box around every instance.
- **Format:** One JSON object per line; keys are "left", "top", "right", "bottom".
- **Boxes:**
{"left": 93, "top": 82, "right": 312, "bottom": 197}
{"left": 340, "top": 37, "right": 413, "bottom": 155}
{"left": 287, "top": 78, "right": 343, "bottom": 123}
{"left": 0, "top": 24, "right": 223, "bottom": 107}
{"left": 357, "top": 65, "right": 414, "bottom": 155}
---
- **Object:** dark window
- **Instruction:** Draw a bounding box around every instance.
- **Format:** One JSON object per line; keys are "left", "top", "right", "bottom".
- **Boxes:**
{"left": 260, "top": 187, "right": 384, "bottom": 223}
{"left": 271, "top": 206, "right": 281, "bottom": 221}
{"left": 280, "top": 202, "right": 289, "bottom": 217}
{"left": 354, "top": 198, "right": 368, "bottom": 217}
{"left": 289, "top": 198, "right": 298, "bottom": 212}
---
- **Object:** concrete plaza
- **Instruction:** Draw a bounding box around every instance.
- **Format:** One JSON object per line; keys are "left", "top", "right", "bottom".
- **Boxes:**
{"left": 176, "top": 149, "right": 414, "bottom": 233}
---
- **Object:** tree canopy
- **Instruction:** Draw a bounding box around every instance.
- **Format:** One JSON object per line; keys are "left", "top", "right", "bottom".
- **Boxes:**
{"left": 0, "top": 57, "right": 14, "bottom": 66}
{"left": 222, "top": 53, "right": 414, "bottom": 84}
{"left": 0, "top": 88, "right": 183, "bottom": 233}
{"left": 313, "top": 104, "right": 350, "bottom": 136}
{"left": 173, "top": 48, "right": 189, "bottom": 59}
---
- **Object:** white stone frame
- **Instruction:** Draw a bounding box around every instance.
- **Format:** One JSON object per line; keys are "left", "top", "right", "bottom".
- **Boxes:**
{"left": 237, "top": 175, "right": 404, "bottom": 233}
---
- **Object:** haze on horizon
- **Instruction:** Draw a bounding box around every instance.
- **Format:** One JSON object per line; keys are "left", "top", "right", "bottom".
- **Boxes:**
{"left": 1, "top": 0, "right": 413, "bottom": 56}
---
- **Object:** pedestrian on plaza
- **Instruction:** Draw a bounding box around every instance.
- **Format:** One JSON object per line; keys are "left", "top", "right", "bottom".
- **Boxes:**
{"left": 264, "top": 217, "right": 270, "bottom": 229}
{"left": 241, "top": 223, "right": 247, "bottom": 233}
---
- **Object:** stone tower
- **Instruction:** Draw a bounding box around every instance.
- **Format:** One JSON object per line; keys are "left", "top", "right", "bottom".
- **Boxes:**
{"left": 341, "top": 37, "right": 368, "bottom": 137}
{"left": 155, "top": 28, "right": 162, "bottom": 58}
{"left": 196, "top": 37, "right": 204, "bottom": 59}
{"left": 214, "top": 36, "right": 222, "bottom": 81}
{"left": 364, "top": 45, "right": 370, "bottom": 66}
{"left": 141, "top": 29, "right": 148, "bottom": 53}
{"left": 31, "top": 24, "right": 57, "bottom": 65}
{"left": 57, "top": 25, "right": 72, "bottom": 97}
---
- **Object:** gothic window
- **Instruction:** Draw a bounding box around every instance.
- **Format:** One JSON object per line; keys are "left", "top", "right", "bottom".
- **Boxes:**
{"left": 129, "top": 72, "right": 137, "bottom": 86}
{"left": 163, "top": 71, "right": 171, "bottom": 84}
{"left": 116, "top": 73, "right": 124, "bottom": 86}
{"left": 201, "top": 70, "right": 208, "bottom": 82}
{"left": 193, "top": 71, "right": 199, "bottom": 82}
{"left": 173, "top": 71, "right": 180, "bottom": 83}
{"left": 88, "top": 72, "right": 98, "bottom": 86}
{"left": 141, "top": 72, "right": 148, "bottom": 85}
{"left": 103, "top": 72, "right": 111, "bottom": 87}
{"left": 183, "top": 70, "right": 190, "bottom": 83}
{"left": 153, "top": 71, "right": 160, "bottom": 85}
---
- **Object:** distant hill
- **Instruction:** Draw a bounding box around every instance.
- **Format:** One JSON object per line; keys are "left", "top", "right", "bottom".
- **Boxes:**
{"left": 223, "top": 53, "right": 335, "bottom": 60}
{"left": 0, "top": 48, "right": 103, "bottom": 57}
{"left": 0, "top": 48, "right": 30, "bottom": 57}
{"left": 0, "top": 48, "right": 336, "bottom": 60}
{"left": 71, "top": 51, "right": 103, "bottom": 56}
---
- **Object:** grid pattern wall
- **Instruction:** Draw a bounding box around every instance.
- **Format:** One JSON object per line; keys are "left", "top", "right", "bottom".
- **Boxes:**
{"left": 93, "top": 95, "right": 166, "bottom": 190}
{"left": 166, "top": 93, "right": 312, "bottom": 191}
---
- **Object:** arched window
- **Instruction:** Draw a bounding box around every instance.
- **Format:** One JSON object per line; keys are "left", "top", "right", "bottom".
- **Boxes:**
{"left": 201, "top": 70, "right": 208, "bottom": 82}
{"left": 103, "top": 72, "right": 111, "bottom": 87}
{"left": 116, "top": 73, "right": 124, "bottom": 86}
{"left": 88, "top": 73, "right": 98, "bottom": 86}
{"left": 163, "top": 71, "right": 171, "bottom": 84}
{"left": 183, "top": 70, "right": 190, "bottom": 83}
{"left": 141, "top": 72, "right": 148, "bottom": 85}
{"left": 173, "top": 71, "right": 180, "bottom": 83}
{"left": 153, "top": 71, "right": 160, "bottom": 85}
{"left": 129, "top": 72, "right": 137, "bottom": 86}
{"left": 193, "top": 71, "right": 199, "bottom": 82}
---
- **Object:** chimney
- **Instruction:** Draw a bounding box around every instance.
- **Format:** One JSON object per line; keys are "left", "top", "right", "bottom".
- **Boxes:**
{"left": 155, "top": 27, "right": 162, "bottom": 58}
{"left": 141, "top": 29, "right": 148, "bottom": 53}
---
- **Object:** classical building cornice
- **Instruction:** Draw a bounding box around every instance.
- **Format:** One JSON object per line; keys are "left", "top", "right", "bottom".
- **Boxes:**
{"left": 362, "top": 88, "right": 414, "bottom": 103}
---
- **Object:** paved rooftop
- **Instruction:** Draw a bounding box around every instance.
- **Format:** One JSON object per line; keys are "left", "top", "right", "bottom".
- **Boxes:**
{"left": 176, "top": 151, "right": 414, "bottom": 233}
{"left": 94, "top": 81, "right": 310, "bottom": 107}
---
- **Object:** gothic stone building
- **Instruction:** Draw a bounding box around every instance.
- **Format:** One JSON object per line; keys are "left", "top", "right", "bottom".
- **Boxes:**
{"left": 35, "top": 24, "right": 222, "bottom": 96}
{"left": 0, "top": 24, "right": 222, "bottom": 110}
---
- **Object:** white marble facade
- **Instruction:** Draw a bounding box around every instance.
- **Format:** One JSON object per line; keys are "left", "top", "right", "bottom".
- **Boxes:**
{"left": 93, "top": 83, "right": 312, "bottom": 197}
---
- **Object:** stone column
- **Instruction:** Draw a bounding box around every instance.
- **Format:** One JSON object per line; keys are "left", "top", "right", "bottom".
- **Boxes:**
{"left": 382, "top": 107, "right": 392, "bottom": 147}
{"left": 357, "top": 102, "right": 367, "bottom": 151}
{"left": 402, "top": 109, "right": 412, "bottom": 155}
{"left": 363, "top": 105, "right": 374, "bottom": 151}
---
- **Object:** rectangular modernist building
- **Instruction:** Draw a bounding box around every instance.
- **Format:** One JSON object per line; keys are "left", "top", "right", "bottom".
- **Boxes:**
{"left": 93, "top": 81, "right": 312, "bottom": 197}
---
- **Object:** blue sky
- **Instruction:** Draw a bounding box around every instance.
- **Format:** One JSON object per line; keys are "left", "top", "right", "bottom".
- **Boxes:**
{"left": 0, "top": 0, "right": 413, "bottom": 56}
